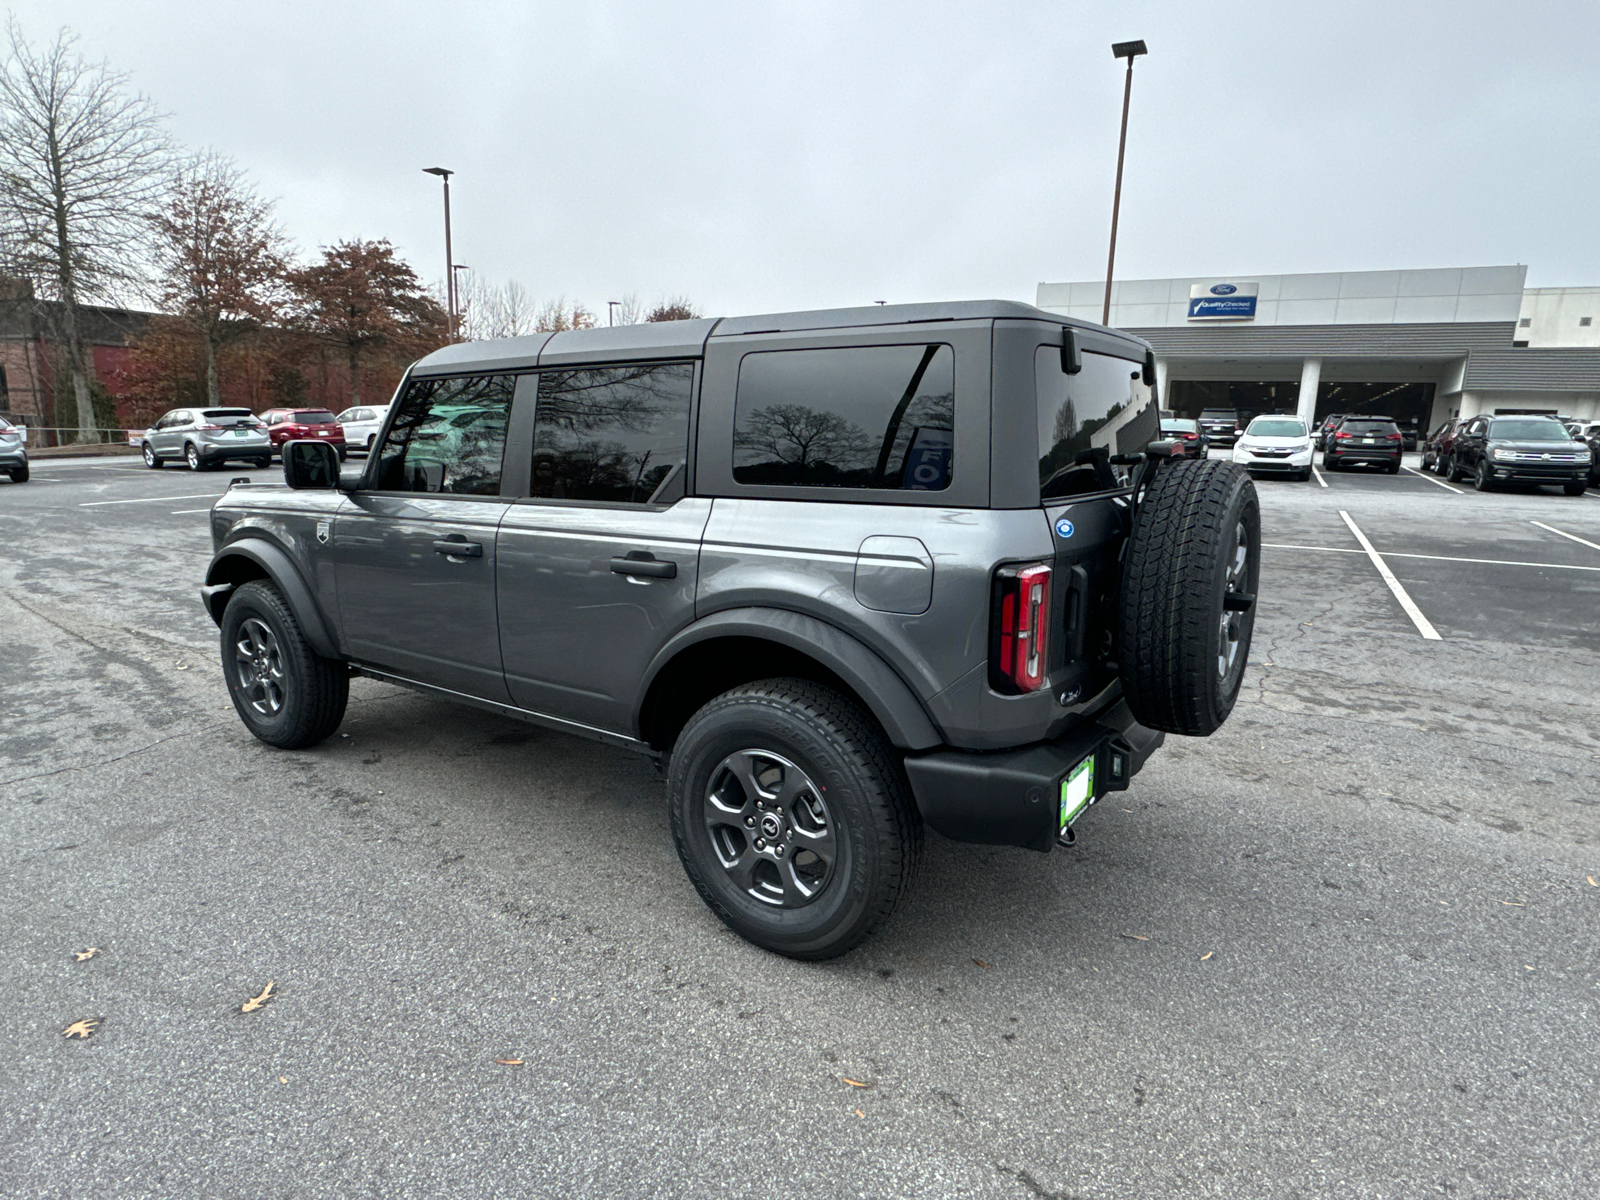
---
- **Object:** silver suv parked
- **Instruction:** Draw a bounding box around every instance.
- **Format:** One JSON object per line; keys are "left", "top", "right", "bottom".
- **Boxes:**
{"left": 200, "top": 301, "right": 1260, "bottom": 958}
{"left": 0, "top": 416, "right": 27, "bottom": 482}
{"left": 144, "top": 407, "right": 272, "bottom": 470}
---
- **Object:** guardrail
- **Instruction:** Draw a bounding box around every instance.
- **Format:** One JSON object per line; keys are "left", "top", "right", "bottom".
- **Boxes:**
{"left": 0, "top": 426, "right": 149, "bottom": 448}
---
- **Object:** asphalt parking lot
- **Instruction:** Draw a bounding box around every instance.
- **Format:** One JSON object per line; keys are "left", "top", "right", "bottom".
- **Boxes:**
{"left": 3, "top": 454, "right": 1598, "bottom": 1199}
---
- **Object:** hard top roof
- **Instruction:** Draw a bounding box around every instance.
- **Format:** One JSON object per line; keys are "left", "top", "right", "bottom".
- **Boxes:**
{"left": 409, "top": 300, "right": 1142, "bottom": 375}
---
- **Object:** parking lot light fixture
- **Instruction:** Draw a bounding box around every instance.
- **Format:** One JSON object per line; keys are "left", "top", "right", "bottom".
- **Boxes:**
{"left": 423, "top": 167, "right": 457, "bottom": 339}
{"left": 1103, "top": 39, "right": 1148, "bottom": 327}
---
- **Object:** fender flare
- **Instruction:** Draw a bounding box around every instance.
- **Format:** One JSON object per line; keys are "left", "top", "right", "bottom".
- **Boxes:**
{"left": 203, "top": 538, "right": 341, "bottom": 660}
{"left": 637, "top": 607, "right": 942, "bottom": 751}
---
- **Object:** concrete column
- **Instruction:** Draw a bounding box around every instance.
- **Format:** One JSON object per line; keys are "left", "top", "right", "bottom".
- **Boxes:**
{"left": 1295, "top": 358, "right": 1322, "bottom": 428}
{"left": 1154, "top": 359, "right": 1170, "bottom": 412}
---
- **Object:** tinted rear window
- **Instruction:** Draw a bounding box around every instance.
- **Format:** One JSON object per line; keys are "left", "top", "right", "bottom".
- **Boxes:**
{"left": 533, "top": 362, "right": 695, "bottom": 503}
{"left": 1161, "top": 419, "right": 1199, "bottom": 433}
{"left": 295, "top": 411, "right": 337, "bottom": 424}
{"left": 1199, "top": 410, "right": 1236, "bottom": 420}
{"left": 733, "top": 344, "right": 954, "bottom": 490}
{"left": 202, "top": 409, "right": 253, "bottom": 418}
{"left": 1036, "top": 349, "right": 1156, "bottom": 499}
{"left": 1342, "top": 420, "right": 1398, "bottom": 433}
{"left": 1489, "top": 419, "right": 1569, "bottom": 441}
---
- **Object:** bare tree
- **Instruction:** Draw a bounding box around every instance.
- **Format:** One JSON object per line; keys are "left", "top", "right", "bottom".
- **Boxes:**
{"left": 534, "top": 296, "right": 598, "bottom": 333}
{"left": 459, "top": 274, "right": 537, "bottom": 340}
{"left": 150, "top": 152, "right": 289, "bottom": 408}
{"left": 0, "top": 19, "right": 170, "bottom": 441}
{"left": 734, "top": 403, "right": 871, "bottom": 483}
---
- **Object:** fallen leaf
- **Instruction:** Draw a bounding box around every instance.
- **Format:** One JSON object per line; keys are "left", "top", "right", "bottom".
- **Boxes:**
{"left": 175, "top": 662, "right": 189, "bottom": 671}
{"left": 842, "top": 1077, "right": 869, "bottom": 1088}
{"left": 854, "top": 1108, "right": 865, "bottom": 1118}
{"left": 972, "top": 958, "right": 991, "bottom": 969}
{"left": 1498, "top": 900, "right": 1525, "bottom": 907}
{"left": 1121, "top": 933, "right": 1149, "bottom": 941}
{"left": 494, "top": 1058, "right": 524, "bottom": 1066}
{"left": 73, "top": 947, "right": 100, "bottom": 962}
{"left": 1199, "top": 951, "right": 1213, "bottom": 961}
{"left": 279, "top": 1077, "right": 287, "bottom": 1084}
{"left": 241, "top": 981, "right": 276, "bottom": 1013}
{"left": 1525, "top": 965, "right": 1534, "bottom": 971}
{"left": 1588, "top": 876, "right": 1597, "bottom": 888}
{"left": 62, "top": 1018, "right": 98, "bottom": 1039}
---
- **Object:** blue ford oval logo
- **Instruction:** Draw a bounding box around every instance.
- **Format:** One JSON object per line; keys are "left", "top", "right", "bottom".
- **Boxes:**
{"left": 1055, "top": 518, "right": 1075, "bottom": 538}
{"left": 1210, "top": 283, "right": 1237, "bottom": 295}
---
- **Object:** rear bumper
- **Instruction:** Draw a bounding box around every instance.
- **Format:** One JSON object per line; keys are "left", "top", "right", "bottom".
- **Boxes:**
{"left": 0, "top": 446, "right": 25, "bottom": 469}
{"left": 902, "top": 698, "right": 1164, "bottom": 853}
{"left": 1327, "top": 449, "right": 1401, "bottom": 465}
{"left": 198, "top": 441, "right": 271, "bottom": 461}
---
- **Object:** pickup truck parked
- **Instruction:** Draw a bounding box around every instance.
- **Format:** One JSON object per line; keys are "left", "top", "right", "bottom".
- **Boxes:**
{"left": 200, "top": 301, "right": 1259, "bottom": 958}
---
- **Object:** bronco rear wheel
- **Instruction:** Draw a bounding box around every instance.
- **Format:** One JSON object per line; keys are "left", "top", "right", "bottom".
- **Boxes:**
{"left": 1118, "top": 458, "right": 1260, "bottom": 736}
{"left": 667, "top": 678, "right": 920, "bottom": 960}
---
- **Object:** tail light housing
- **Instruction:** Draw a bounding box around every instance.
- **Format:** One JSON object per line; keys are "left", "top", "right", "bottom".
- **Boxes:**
{"left": 991, "top": 563, "right": 1052, "bottom": 694}
{"left": 196, "top": 423, "right": 222, "bottom": 431}
{"left": 1334, "top": 430, "right": 1353, "bottom": 440}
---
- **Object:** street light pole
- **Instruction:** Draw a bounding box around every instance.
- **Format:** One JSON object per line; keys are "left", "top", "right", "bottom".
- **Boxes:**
{"left": 422, "top": 167, "right": 454, "bottom": 340}
{"left": 1102, "top": 40, "right": 1147, "bottom": 327}
{"left": 608, "top": 301, "right": 620, "bottom": 327}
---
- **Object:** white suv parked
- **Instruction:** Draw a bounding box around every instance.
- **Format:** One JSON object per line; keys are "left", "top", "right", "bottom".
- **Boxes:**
{"left": 335, "top": 405, "right": 391, "bottom": 454}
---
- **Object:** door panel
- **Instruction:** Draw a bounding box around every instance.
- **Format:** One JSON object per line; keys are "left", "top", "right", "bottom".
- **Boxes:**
{"left": 497, "top": 499, "right": 711, "bottom": 730}
{"left": 333, "top": 494, "right": 511, "bottom": 701}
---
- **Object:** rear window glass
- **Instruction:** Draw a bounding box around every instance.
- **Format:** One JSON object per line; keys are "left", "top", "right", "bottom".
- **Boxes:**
{"left": 1342, "top": 420, "right": 1398, "bottom": 433}
{"left": 1199, "top": 410, "right": 1236, "bottom": 420}
{"left": 733, "top": 344, "right": 954, "bottom": 490}
{"left": 1036, "top": 349, "right": 1155, "bottom": 499}
{"left": 295, "top": 410, "right": 337, "bottom": 424}
{"left": 1489, "top": 419, "right": 1569, "bottom": 440}
{"left": 202, "top": 408, "right": 254, "bottom": 418}
{"left": 1247, "top": 419, "right": 1305, "bottom": 437}
{"left": 1161, "top": 419, "right": 1199, "bottom": 433}
{"left": 532, "top": 362, "right": 694, "bottom": 503}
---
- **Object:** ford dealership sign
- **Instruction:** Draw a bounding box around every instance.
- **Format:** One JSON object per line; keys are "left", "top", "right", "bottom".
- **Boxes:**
{"left": 1188, "top": 281, "right": 1258, "bottom": 320}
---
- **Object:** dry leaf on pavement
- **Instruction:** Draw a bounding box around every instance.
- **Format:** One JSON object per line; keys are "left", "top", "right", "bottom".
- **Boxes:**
{"left": 1498, "top": 900, "right": 1525, "bottom": 907}
{"left": 494, "top": 1058, "right": 524, "bottom": 1066}
{"left": 1199, "top": 951, "right": 1214, "bottom": 961}
{"left": 62, "top": 1018, "right": 99, "bottom": 1039}
{"left": 972, "top": 958, "right": 991, "bottom": 969}
{"left": 241, "top": 981, "right": 276, "bottom": 1013}
{"left": 73, "top": 948, "right": 99, "bottom": 962}
{"left": 842, "top": 1077, "right": 870, "bottom": 1088}
{"left": 1121, "top": 933, "right": 1150, "bottom": 941}
{"left": 1587, "top": 876, "right": 1597, "bottom": 887}
{"left": 854, "top": 1108, "right": 865, "bottom": 1118}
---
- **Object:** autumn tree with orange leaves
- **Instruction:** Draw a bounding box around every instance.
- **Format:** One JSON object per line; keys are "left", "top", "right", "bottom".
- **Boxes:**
{"left": 150, "top": 152, "right": 289, "bottom": 408}
{"left": 291, "top": 239, "right": 446, "bottom": 407}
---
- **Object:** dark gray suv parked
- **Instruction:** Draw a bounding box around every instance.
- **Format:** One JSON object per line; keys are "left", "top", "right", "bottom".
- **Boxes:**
{"left": 200, "top": 301, "right": 1259, "bottom": 958}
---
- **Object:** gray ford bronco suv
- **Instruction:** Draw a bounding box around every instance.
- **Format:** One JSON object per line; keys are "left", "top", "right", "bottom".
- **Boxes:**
{"left": 201, "top": 301, "right": 1259, "bottom": 958}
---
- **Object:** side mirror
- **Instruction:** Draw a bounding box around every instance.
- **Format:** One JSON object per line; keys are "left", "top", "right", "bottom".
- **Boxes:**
{"left": 1060, "top": 327, "right": 1082, "bottom": 375}
{"left": 283, "top": 439, "right": 340, "bottom": 490}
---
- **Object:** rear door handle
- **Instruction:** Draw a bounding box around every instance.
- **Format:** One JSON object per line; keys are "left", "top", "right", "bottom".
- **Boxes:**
{"left": 610, "top": 554, "right": 676, "bottom": 579}
{"left": 434, "top": 539, "right": 483, "bottom": 558}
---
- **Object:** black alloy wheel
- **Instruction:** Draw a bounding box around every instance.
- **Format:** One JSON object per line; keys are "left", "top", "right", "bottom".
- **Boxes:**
{"left": 142, "top": 442, "right": 161, "bottom": 469}
{"left": 220, "top": 580, "right": 349, "bottom": 749}
{"left": 668, "top": 678, "right": 920, "bottom": 960}
{"left": 1445, "top": 455, "right": 1467, "bottom": 483}
{"left": 1474, "top": 459, "right": 1496, "bottom": 492}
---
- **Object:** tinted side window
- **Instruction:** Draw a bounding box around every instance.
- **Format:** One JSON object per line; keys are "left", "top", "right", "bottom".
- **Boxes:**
{"left": 732, "top": 344, "right": 954, "bottom": 490}
{"left": 1036, "top": 349, "right": 1156, "bottom": 499}
{"left": 531, "top": 362, "right": 694, "bottom": 504}
{"left": 375, "top": 374, "right": 515, "bottom": 495}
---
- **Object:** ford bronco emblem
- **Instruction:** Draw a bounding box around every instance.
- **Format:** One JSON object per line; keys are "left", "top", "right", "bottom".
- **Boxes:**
{"left": 316, "top": 520, "right": 330, "bottom": 545}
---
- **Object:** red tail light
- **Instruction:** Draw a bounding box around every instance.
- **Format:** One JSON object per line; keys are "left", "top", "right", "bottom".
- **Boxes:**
{"left": 1181, "top": 432, "right": 1199, "bottom": 440}
{"left": 1334, "top": 430, "right": 1353, "bottom": 440}
{"left": 992, "top": 563, "right": 1052, "bottom": 694}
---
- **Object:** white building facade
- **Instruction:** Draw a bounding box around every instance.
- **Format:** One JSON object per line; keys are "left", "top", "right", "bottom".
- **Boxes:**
{"left": 1037, "top": 266, "right": 1600, "bottom": 432}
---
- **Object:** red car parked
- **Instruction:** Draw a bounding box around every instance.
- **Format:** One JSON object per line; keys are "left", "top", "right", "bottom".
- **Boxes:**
{"left": 261, "top": 408, "right": 346, "bottom": 459}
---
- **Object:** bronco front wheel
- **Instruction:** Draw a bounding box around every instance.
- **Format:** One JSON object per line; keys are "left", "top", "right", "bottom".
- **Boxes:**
{"left": 220, "top": 580, "right": 348, "bottom": 749}
{"left": 667, "top": 679, "right": 920, "bottom": 960}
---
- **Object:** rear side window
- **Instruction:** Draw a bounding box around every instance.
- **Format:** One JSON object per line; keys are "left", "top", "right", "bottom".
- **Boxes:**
{"left": 532, "top": 362, "right": 694, "bottom": 503}
{"left": 376, "top": 374, "right": 515, "bottom": 495}
{"left": 732, "top": 344, "right": 954, "bottom": 490}
{"left": 1036, "top": 349, "right": 1156, "bottom": 499}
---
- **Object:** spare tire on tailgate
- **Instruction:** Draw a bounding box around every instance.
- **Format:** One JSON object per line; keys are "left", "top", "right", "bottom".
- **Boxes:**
{"left": 1117, "top": 458, "right": 1260, "bottom": 735}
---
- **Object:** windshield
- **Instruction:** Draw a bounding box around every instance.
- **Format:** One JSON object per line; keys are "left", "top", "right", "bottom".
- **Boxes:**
{"left": 1489, "top": 419, "right": 1570, "bottom": 441}
{"left": 1247, "top": 419, "right": 1305, "bottom": 438}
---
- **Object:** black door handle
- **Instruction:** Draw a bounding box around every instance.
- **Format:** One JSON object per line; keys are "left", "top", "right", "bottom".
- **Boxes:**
{"left": 434, "top": 539, "right": 483, "bottom": 558}
{"left": 610, "top": 554, "right": 676, "bottom": 579}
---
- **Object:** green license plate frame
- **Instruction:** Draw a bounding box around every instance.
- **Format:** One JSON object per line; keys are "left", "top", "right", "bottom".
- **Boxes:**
{"left": 1059, "top": 754, "right": 1095, "bottom": 835}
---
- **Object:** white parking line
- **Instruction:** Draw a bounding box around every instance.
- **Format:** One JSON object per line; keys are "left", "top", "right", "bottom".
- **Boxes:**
{"left": 1402, "top": 464, "right": 1465, "bottom": 494}
{"left": 1336, "top": 512, "right": 1443, "bottom": 640}
{"left": 1263, "top": 542, "right": 1600, "bottom": 572}
{"left": 80, "top": 492, "right": 220, "bottom": 507}
{"left": 1530, "top": 520, "right": 1600, "bottom": 552}
{"left": 169, "top": 508, "right": 213, "bottom": 515}
{"left": 1310, "top": 465, "right": 1328, "bottom": 488}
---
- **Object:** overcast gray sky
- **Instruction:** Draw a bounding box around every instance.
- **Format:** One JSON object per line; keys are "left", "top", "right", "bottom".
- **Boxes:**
{"left": 11, "top": 1, "right": 1600, "bottom": 315}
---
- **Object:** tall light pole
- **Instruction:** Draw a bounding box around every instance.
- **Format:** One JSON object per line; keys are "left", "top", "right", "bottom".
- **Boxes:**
{"left": 422, "top": 167, "right": 454, "bottom": 340}
{"left": 608, "top": 300, "right": 620, "bottom": 327}
{"left": 453, "top": 264, "right": 471, "bottom": 337}
{"left": 1102, "top": 40, "right": 1147, "bottom": 327}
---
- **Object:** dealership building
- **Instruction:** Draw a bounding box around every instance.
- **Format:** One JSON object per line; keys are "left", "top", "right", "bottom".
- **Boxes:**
{"left": 1037, "top": 265, "right": 1600, "bottom": 434}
